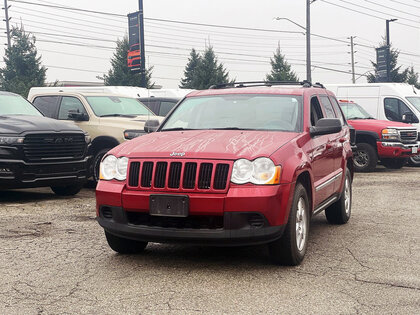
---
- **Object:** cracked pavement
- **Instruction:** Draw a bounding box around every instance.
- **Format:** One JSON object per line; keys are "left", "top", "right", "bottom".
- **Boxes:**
{"left": 0, "top": 166, "right": 419, "bottom": 314}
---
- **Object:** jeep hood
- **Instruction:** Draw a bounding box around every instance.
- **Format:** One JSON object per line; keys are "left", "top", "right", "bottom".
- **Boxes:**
{"left": 0, "top": 115, "right": 84, "bottom": 135}
{"left": 112, "top": 130, "right": 299, "bottom": 160}
{"left": 99, "top": 115, "right": 164, "bottom": 129}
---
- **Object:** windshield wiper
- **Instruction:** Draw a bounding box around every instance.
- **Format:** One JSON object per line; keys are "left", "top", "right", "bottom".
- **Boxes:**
{"left": 100, "top": 114, "right": 136, "bottom": 118}
{"left": 161, "top": 127, "right": 194, "bottom": 131}
{"left": 209, "top": 127, "right": 253, "bottom": 130}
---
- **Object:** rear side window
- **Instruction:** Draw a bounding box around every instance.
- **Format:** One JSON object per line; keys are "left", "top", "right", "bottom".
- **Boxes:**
{"left": 310, "top": 96, "right": 324, "bottom": 126}
{"left": 329, "top": 97, "right": 345, "bottom": 124}
{"left": 159, "top": 101, "right": 177, "bottom": 116}
{"left": 319, "top": 95, "right": 336, "bottom": 118}
{"left": 58, "top": 97, "right": 88, "bottom": 120}
{"left": 32, "top": 96, "right": 60, "bottom": 118}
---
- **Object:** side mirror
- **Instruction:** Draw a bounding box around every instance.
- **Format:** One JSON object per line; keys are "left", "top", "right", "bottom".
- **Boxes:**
{"left": 68, "top": 109, "right": 88, "bottom": 121}
{"left": 402, "top": 112, "right": 414, "bottom": 123}
{"left": 144, "top": 119, "right": 160, "bottom": 133}
{"left": 310, "top": 118, "right": 342, "bottom": 137}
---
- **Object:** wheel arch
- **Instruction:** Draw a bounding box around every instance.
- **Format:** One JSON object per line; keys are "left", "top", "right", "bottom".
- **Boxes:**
{"left": 356, "top": 131, "right": 378, "bottom": 149}
{"left": 88, "top": 136, "right": 120, "bottom": 155}
{"left": 295, "top": 170, "right": 313, "bottom": 214}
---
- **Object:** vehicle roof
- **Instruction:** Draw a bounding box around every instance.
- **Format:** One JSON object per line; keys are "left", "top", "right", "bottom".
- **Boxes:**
{"left": 0, "top": 91, "right": 20, "bottom": 96}
{"left": 29, "top": 90, "right": 139, "bottom": 98}
{"left": 187, "top": 85, "right": 329, "bottom": 97}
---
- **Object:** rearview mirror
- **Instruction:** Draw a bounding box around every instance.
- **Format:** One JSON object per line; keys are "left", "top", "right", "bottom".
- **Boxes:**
{"left": 402, "top": 112, "right": 414, "bottom": 123}
{"left": 310, "top": 118, "right": 342, "bottom": 137}
{"left": 68, "top": 110, "right": 88, "bottom": 121}
{"left": 144, "top": 119, "right": 160, "bottom": 133}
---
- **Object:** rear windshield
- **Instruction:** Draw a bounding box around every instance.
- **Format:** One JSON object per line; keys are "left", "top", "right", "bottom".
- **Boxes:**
{"left": 0, "top": 94, "right": 42, "bottom": 116}
{"left": 86, "top": 96, "right": 155, "bottom": 117}
{"left": 161, "top": 95, "right": 303, "bottom": 132}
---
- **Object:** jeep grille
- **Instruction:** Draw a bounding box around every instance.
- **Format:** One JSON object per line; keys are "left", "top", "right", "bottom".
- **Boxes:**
{"left": 127, "top": 159, "right": 231, "bottom": 193}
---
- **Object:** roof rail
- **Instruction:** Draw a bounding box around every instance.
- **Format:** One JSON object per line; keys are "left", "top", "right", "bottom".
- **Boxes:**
{"left": 208, "top": 80, "right": 319, "bottom": 89}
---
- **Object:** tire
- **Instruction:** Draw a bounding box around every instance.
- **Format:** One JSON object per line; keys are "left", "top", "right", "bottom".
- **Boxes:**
{"left": 105, "top": 231, "right": 148, "bottom": 254}
{"left": 51, "top": 183, "right": 83, "bottom": 196}
{"left": 408, "top": 154, "right": 420, "bottom": 167}
{"left": 92, "top": 148, "right": 112, "bottom": 184}
{"left": 325, "top": 168, "right": 352, "bottom": 225}
{"left": 269, "top": 183, "right": 310, "bottom": 266}
{"left": 381, "top": 158, "right": 407, "bottom": 169}
{"left": 353, "top": 143, "right": 378, "bottom": 172}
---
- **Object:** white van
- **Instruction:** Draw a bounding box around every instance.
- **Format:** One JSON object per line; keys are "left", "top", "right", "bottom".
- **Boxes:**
{"left": 326, "top": 83, "right": 420, "bottom": 165}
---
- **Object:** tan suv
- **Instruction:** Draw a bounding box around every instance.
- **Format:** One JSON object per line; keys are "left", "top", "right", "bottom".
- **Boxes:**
{"left": 28, "top": 88, "right": 163, "bottom": 183}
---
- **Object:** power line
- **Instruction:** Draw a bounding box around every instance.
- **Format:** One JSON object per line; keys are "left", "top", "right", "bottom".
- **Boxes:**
{"left": 388, "top": 0, "right": 420, "bottom": 10}
{"left": 320, "top": 0, "right": 420, "bottom": 29}
{"left": 365, "top": 0, "right": 420, "bottom": 18}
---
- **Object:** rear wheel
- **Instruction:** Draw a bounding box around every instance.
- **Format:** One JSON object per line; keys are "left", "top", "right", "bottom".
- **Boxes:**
{"left": 325, "top": 168, "right": 352, "bottom": 224}
{"left": 105, "top": 231, "right": 148, "bottom": 254}
{"left": 381, "top": 158, "right": 407, "bottom": 169}
{"left": 353, "top": 143, "right": 377, "bottom": 172}
{"left": 269, "top": 183, "right": 309, "bottom": 266}
{"left": 408, "top": 154, "right": 420, "bottom": 167}
{"left": 51, "top": 183, "right": 83, "bottom": 196}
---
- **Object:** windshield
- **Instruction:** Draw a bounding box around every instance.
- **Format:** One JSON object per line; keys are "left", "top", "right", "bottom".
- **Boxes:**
{"left": 161, "top": 94, "right": 303, "bottom": 132}
{"left": 86, "top": 96, "right": 155, "bottom": 117}
{"left": 0, "top": 94, "right": 42, "bottom": 116}
{"left": 406, "top": 97, "right": 420, "bottom": 112}
{"left": 339, "top": 102, "right": 373, "bottom": 119}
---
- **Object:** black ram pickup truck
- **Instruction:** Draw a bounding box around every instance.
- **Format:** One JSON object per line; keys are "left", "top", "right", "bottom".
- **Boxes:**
{"left": 0, "top": 91, "right": 91, "bottom": 196}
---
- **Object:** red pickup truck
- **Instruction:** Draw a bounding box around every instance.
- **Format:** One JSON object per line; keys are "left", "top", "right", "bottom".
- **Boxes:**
{"left": 339, "top": 100, "right": 419, "bottom": 171}
{"left": 96, "top": 81, "right": 354, "bottom": 266}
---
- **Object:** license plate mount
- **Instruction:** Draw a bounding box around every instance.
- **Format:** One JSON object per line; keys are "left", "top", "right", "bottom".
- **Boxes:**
{"left": 412, "top": 147, "right": 418, "bottom": 154}
{"left": 149, "top": 195, "right": 189, "bottom": 217}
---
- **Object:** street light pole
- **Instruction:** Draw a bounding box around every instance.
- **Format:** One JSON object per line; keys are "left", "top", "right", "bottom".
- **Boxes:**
{"left": 385, "top": 19, "right": 397, "bottom": 82}
{"left": 138, "top": 0, "right": 146, "bottom": 86}
{"left": 386, "top": 19, "right": 397, "bottom": 46}
{"left": 306, "top": 0, "right": 311, "bottom": 83}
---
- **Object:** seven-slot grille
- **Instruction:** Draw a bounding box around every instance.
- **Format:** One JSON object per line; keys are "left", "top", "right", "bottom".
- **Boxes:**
{"left": 128, "top": 160, "right": 231, "bottom": 192}
{"left": 23, "top": 133, "right": 86, "bottom": 161}
{"left": 398, "top": 129, "right": 418, "bottom": 143}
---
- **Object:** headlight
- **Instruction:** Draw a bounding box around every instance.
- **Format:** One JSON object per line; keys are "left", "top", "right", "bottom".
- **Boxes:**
{"left": 0, "top": 136, "right": 24, "bottom": 145}
{"left": 99, "top": 155, "right": 128, "bottom": 181}
{"left": 382, "top": 128, "right": 399, "bottom": 140}
{"left": 231, "top": 157, "right": 281, "bottom": 185}
{"left": 124, "top": 130, "right": 145, "bottom": 140}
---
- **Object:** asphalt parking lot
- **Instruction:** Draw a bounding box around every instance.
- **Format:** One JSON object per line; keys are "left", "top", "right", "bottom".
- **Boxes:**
{"left": 0, "top": 167, "right": 419, "bottom": 314}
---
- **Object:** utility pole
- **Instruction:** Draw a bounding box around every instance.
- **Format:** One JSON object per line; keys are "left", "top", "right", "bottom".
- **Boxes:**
{"left": 349, "top": 36, "right": 356, "bottom": 84}
{"left": 3, "top": 0, "right": 11, "bottom": 49}
{"left": 138, "top": 0, "right": 146, "bottom": 86}
{"left": 306, "top": 0, "right": 311, "bottom": 83}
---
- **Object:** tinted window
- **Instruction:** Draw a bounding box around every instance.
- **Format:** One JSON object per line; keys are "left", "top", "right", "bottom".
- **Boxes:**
{"left": 310, "top": 96, "right": 324, "bottom": 126}
{"left": 139, "top": 99, "right": 159, "bottom": 115}
{"left": 0, "top": 94, "right": 43, "bottom": 116}
{"left": 32, "top": 96, "right": 59, "bottom": 118}
{"left": 384, "top": 98, "right": 418, "bottom": 123}
{"left": 319, "top": 95, "right": 336, "bottom": 118}
{"left": 58, "top": 97, "right": 88, "bottom": 120}
{"left": 159, "top": 101, "right": 177, "bottom": 116}
{"left": 329, "top": 97, "right": 345, "bottom": 124}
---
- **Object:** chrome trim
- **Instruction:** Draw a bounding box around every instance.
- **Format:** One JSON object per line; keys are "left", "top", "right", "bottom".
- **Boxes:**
{"left": 313, "top": 196, "right": 339, "bottom": 215}
{"left": 315, "top": 172, "right": 342, "bottom": 192}
{"left": 380, "top": 141, "right": 420, "bottom": 149}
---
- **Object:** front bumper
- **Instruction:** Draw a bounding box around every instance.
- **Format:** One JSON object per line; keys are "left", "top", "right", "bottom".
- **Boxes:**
{"left": 96, "top": 181, "right": 294, "bottom": 246}
{"left": 98, "top": 207, "right": 285, "bottom": 246}
{"left": 0, "top": 156, "right": 91, "bottom": 189}
{"left": 377, "top": 141, "right": 420, "bottom": 158}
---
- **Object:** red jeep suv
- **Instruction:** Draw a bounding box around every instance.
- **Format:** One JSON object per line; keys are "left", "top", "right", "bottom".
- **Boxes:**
{"left": 96, "top": 81, "right": 354, "bottom": 265}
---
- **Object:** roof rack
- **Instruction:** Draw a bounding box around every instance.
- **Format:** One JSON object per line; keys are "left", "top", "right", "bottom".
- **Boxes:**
{"left": 209, "top": 80, "right": 325, "bottom": 89}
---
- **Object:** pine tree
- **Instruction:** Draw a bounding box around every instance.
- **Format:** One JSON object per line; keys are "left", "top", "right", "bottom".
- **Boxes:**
{"left": 179, "top": 48, "right": 201, "bottom": 88}
{"left": 367, "top": 41, "right": 408, "bottom": 83}
{"left": 266, "top": 45, "right": 298, "bottom": 82}
{"left": 195, "top": 46, "right": 230, "bottom": 89}
{"left": 406, "top": 66, "right": 420, "bottom": 89}
{"left": 0, "top": 26, "right": 46, "bottom": 97}
{"left": 100, "top": 37, "right": 154, "bottom": 88}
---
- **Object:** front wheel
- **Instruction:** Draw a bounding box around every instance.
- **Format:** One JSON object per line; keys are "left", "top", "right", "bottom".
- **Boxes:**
{"left": 92, "top": 148, "right": 112, "bottom": 184}
{"left": 51, "top": 183, "right": 83, "bottom": 196}
{"left": 381, "top": 158, "right": 407, "bottom": 169}
{"left": 325, "top": 168, "right": 352, "bottom": 224}
{"left": 408, "top": 154, "right": 420, "bottom": 167}
{"left": 353, "top": 143, "right": 378, "bottom": 172}
{"left": 269, "top": 183, "right": 310, "bottom": 266}
{"left": 105, "top": 231, "right": 148, "bottom": 254}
